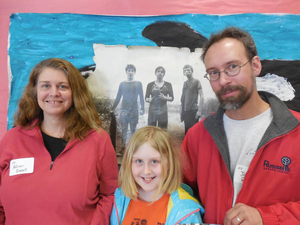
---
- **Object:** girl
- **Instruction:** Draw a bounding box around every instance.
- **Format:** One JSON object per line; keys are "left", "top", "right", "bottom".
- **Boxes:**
{"left": 110, "top": 126, "right": 204, "bottom": 224}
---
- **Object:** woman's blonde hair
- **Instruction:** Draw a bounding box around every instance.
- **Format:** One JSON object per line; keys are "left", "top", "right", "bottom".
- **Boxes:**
{"left": 119, "top": 126, "right": 182, "bottom": 200}
{"left": 14, "top": 58, "right": 101, "bottom": 141}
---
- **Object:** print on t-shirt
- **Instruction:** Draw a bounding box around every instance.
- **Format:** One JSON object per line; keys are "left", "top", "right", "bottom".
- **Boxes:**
{"left": 129, "top": 218, "right": 165, "bottom": 225}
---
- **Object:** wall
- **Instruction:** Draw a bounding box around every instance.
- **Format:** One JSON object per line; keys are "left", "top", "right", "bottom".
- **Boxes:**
{"left": 0, "top": 0, "right": 299, "bottom": 139}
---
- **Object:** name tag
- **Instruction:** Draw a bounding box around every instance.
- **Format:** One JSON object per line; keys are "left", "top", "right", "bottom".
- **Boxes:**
{"left": 234, "top": 164, "right": 249, "bottom": 183}
{"left": 9, "top": 157, "right": 34, "bottom": 176}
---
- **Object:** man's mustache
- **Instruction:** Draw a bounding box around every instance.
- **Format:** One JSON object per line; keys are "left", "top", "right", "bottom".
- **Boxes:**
{"left": 217, "top": 85, "right": 243, "bottom": 95}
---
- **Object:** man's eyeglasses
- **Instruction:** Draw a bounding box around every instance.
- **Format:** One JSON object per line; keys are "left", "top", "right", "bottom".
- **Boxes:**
{"left": 204, "top": 58, "right": 253, "bottom": 81}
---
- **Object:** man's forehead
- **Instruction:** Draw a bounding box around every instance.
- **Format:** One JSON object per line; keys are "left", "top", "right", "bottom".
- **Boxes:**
{"left": 210, "top": 38, "right": 245, "bottom": 53}
{"left": 204, "top": 39, "right": 247, "bottom": 66}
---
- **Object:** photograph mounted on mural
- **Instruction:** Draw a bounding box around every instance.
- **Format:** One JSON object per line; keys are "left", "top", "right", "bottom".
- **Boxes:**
{"left": 7, "top": 13, "right": 300, "bottom": 156}
{"left": 84, "top": 44, "right": 216, "bottom": 154}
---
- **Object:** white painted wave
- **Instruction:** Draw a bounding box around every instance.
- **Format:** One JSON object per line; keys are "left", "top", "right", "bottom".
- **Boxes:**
{"left": 257, "top": 73, "right": 295, "bottom": 101}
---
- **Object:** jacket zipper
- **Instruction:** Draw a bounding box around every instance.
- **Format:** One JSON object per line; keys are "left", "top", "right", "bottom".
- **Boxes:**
{"left": 235, "top": 133, "right": 289, "bottom": 203}
{"left": 50, "top": 161, "right": 54, "bottom": 170}
{"left": 174, "top": 208, "right": 200, "bottom": 224}
{"left": 49, "top": 145, "right": 70, "bottom": 170}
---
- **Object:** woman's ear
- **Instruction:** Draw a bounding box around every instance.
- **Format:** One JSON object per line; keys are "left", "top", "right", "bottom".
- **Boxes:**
{"left": 251, "top": 56, "right": 262, "bottom": 77}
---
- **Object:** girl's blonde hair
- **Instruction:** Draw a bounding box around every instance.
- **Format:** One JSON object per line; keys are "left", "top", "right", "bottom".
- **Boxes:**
{"left": 119, "top": 126, "right": 182, "bottom": 200}
{"left": 14, "top": 58, "right": 101, "bottom": 141}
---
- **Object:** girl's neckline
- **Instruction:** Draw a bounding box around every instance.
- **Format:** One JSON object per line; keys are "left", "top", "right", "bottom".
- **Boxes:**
{"left": 137, "top": 193, "right": 169, "bottom": 203}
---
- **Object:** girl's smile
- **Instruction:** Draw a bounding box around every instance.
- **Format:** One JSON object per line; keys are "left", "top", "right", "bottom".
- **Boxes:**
{"left": 131, "top": 142, "right": 168, "bottom": 202}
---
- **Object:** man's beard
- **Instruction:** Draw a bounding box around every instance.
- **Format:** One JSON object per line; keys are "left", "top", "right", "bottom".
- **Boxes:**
{"left": 216, "top": 75, "right": 255, "bottom": 111}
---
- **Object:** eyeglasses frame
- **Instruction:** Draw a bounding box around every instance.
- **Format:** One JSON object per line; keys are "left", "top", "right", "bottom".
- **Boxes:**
{"left": 204, "top": 58, "right": 253, "bottom": 81}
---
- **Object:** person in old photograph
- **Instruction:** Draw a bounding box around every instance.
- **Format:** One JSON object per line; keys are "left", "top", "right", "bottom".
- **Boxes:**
{"left": 181, "top": 27, "right": 300, "bottom": 224}
{"left": 0, "top": 58, "right": 118, "bottom": 224}
{"left": 145, "top": 66, "right": 174, "bottom": 129}
{"left": 111, "top": 64, "right": 145, "bottom": 152}
{"left": 181, "top": 64, "right": 204, "bottom": 134}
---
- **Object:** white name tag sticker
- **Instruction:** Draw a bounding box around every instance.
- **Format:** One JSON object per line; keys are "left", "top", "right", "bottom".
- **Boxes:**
{"left": 234, "top": 164, "right": 248, "bottom": 183}
{"left": 9, "top": 157, "right": 34, "bottom": 176}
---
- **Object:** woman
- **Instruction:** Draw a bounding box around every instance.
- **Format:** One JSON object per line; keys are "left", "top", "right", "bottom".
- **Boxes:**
{"left": 145, "top": 66, "right": 174, "bottom": 129}
{"left": 0, "top": 58, "right": 118, "bottom": 225}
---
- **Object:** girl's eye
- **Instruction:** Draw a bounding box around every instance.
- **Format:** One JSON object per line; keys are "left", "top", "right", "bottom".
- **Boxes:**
{"left": 151, "top": 160, "right": 160, "bottom": 164}
{"left": 136, "top": 159, "right": 142, "bottom": 164}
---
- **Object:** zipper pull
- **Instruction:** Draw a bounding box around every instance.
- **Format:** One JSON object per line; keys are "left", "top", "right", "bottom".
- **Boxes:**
{"left": 50, "top": 161, "right": 54, "bottom": 170}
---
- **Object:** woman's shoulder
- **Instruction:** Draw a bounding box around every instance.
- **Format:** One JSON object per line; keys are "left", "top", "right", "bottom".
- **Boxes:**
{"left": 81, "top": 128, "right": 112, "bottom": 144}
{"left": 87, "top": 127, "right": 109, "bottom": 138}
{"left": 0, "top": 126, "right": 41, "bottom": 150}
{"left": 2, "top": 125, "right": 39, "bottom": 139}
{"left": 1, "top": 127, "right": 18, "bottom": 142}
{"left": 4, "top": 126, "right": 19, "bottom": 134}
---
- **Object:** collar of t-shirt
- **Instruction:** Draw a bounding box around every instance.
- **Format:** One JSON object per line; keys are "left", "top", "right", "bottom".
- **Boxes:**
{"left": 122, "top": 193, "right": 170, "bottom": 224}
{"left": 41, "top": 130, "right": 68, "bottom": 161}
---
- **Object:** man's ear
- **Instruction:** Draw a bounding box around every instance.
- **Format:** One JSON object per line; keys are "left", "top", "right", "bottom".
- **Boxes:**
{"left": 251, "top": 56, "right": 262, "bottom": 77}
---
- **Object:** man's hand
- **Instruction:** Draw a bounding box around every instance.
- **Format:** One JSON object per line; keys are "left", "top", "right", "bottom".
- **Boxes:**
{"left": 224, "top": 203, "right": 263, "bottom": 225}
{"left": 146, "top": 97, "right": 153, "bottom": 103}
{"left": 195, "top": 111, "right": 202, "bottom": 119}
{"left": 140, "top": 109, "right": 145, "bottom": 115}
{"left": 157, "top": 93, "right": 167, "bottom": 100}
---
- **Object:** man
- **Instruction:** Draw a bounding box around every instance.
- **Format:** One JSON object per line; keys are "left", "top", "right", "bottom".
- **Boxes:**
{"left": 182, "top": 27, "right": 300, "bottom": 225}
{"left": 112, "top": 64, "right": 144, "bottom": 152}
{"left": 180, "top": 64, "right": 204, "bottom": 134}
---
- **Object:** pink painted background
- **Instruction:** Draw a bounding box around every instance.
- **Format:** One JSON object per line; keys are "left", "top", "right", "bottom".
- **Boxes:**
{"left": 1, "top": 0, "right": 299, "bottom": 139}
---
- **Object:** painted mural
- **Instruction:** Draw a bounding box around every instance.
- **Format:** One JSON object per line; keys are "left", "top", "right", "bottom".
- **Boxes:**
{"left": 8, "top": 13, "right": 300, "bottom": 154}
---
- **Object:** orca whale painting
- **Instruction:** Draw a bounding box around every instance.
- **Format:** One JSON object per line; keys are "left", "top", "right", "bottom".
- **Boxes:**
{"left": 8, "top": 13, "right": 300, "bottom": 152}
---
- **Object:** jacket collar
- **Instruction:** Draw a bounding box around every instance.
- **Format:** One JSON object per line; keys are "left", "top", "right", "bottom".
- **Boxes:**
{"left": 16, "top": 120, "right": 97, "bottom": 151}
{"left": 166, "top": 186, "right": 203, "bottom": 224}
{"left": 113, "top": 187, "right": 203, "bottom": 225}
{"left": 203, "top": 91, "right": 299, "bottom": 176}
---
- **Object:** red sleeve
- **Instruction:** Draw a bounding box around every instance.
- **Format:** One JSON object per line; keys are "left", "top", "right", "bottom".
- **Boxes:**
{"left": 0, "top": 171, "right": 4, "bottom": 223}
{"left": 0, "top": 133, "right": 7, "bottom": 224}
{"left": 257, "top": 202, "right": 300, "bottom": 225}
{"left": 181, "top": 132, "right": 199, "bottom": 197}
{"left": 90, "top": 134, "right": 119, "bottom": 225}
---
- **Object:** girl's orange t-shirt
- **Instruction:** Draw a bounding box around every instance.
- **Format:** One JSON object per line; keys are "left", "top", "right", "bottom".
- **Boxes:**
{"left": 122, "top": 193, "right": 170, "bottom": 225}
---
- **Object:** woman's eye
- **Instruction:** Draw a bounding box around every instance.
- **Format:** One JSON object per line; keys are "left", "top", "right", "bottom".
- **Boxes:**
{"left": 136, "top": 159, "right": 142, "bottom": 164}
{"left": 41, "top": 84, "right": 49, "bottom": 88}
{"left": 59, "top": 85, "right": 68, "bottom": 89}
